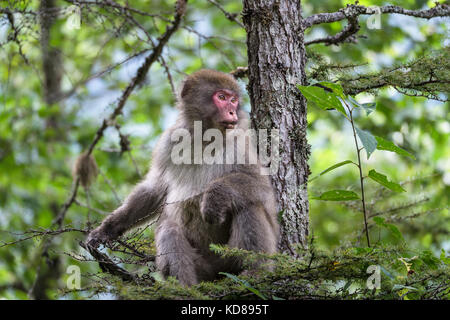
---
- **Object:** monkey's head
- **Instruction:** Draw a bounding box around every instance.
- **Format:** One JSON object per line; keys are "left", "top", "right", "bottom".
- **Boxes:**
{"left": 180, "top": 69, "right": 242, "bottom": 130}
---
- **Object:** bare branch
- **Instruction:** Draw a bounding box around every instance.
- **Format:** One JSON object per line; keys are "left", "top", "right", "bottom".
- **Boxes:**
{"left": 63, "top": 0, "right": 172, "bottom": 22}
{"left": 80, "top": 242, "right": 137, "bottom": 282}
{"left": 182, "top": 26, "right": 238, "bottom": 69}
{"left": 98, "top": 168, "right": 121, "bottom": 204}
{"left": 304, "top": 2, "right": 450, "bottom": 28}
{"left": 26, "top": 0, "right": 187, "bottom": 297}
{"left": 54, "top": 177, "right": 81, "bottom": 226}
{"left": 3, "top": 8, "right": 30, "bottom": 64}
{"left": 305, "top": 15, "right": 361, "bottom": 46}
{"left": 0, "top": 8, "right": 37, "bottom": 16}
{"left": 49, "top": 0, "right": 187, "bottom": 232}
{"left": 55, "top": 49, "right": 151, "bottom": 102}
{"left": 0, "top": 227, "right": 86, "bottom": 248}
{"left": 206, "top": 0, "right": 245, "bottom": 28}
{"left": 75, "top": 199, "right": 110, "bottom": 215}
{"left": 304, "top": 3, "right": 449, "bottom": 46}
{"left": 230, "top": 66, "right": 248, "bottom": 79}
{"left": 86, "top": 0, "right": 187, "bottom": 156}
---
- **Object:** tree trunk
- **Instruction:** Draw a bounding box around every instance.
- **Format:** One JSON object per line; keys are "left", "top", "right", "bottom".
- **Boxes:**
{"left": 28, "top": 0, "right": 64, "bottom": 299}
{"left": 40, "top": 0, "right": 62, "bottom": 105}
{"left": 242, "top": 0, "right": 310, "bottom": 254}
{"left": 40, "top": 0, "right": 63, "bottom": 131}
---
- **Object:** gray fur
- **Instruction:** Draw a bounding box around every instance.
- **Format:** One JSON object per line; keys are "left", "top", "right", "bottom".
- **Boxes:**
{"left": 86, "top": 69, "right": 279, "bottom": 285}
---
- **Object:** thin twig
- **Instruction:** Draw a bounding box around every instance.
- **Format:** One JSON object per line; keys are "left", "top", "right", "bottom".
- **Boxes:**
{"left": 343, "top": 101, "right": 370, "bottom": 247}
{"left": 305, "top": 15, "right": 360, "bottom": 46}
{"left": 303, "top": 3, "right": 449, "bottom": 46}
{"left": 79, "top": 241, "right": 136, "bottom": 282}
{"left": 27, "top": 0, "right": 188, "bottom": 296}
{"left": 206, "top": 0, "right": 244, "bottom": 28}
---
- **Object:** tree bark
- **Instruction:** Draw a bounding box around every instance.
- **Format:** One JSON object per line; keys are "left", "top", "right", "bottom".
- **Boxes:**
{"left": 242, "top": 0, "right": 310, "bottom": 254}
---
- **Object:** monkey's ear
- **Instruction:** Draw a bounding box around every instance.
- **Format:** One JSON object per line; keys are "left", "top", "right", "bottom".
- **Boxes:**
{"left": 180, "top": 78, "right": 193, "bottom": 99}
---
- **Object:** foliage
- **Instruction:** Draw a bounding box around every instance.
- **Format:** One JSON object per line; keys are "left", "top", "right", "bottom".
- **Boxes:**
{"left": 65, "top": 240, "right": 450, "bottom": 300}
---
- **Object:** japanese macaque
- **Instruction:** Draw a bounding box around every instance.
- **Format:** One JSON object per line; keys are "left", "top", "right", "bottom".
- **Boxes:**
{"left": 86, "top": 69, "right": 279, "bottom": 286}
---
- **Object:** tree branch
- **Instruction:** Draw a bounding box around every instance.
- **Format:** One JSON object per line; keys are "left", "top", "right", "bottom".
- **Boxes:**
{"left": 26, "top": 0, "right": 187, "bottom": 298}
{"left": 206, "top": 0, "right": 245, "bottom": 28}
{"left": 339, "top": 49, "right": 450, "bottom": 101}
{"left": 52, "top": 0, "right": 187, "bottom": 233}
{"left": 305, "top": 15, "right": 361, "bottom": 46}
{"left": 86, "top": 0, "right": 187, "bottom": 156}
{"left": 0, "top": 227, "right": 86, "bottom": 248}
{"left": 63, "top": 0, "right": 172, "bottom": 22}
{"left": 79, "top": 242, "right": 137, "bottom": 282}
{"left": 2, "top": 7, "right": 30, "bottom": 64}
{"left": 304, "top": 2, "right": 450, "bottom": 28}
{"left": 55, "top": 49, "right": 151, "bottom": 103}
{"left": 230, "top": 66, "right": 248, "bottom": 79}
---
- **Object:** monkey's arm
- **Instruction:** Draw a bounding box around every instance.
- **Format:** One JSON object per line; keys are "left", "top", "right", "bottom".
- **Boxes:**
{"left": 87, "top": 177, "right": 167, "bottom": 247}
{"left": 200, "top": 172, "right": 273, "bottom": 225}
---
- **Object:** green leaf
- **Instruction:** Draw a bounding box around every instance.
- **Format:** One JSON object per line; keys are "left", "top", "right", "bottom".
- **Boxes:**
{"left": 219, "top": 272, "right": 267, "bottom": 300}
{"left": 368, "top": 169, "right": 406, "bottom": 192}
{"left": 440, "top": 249, "right": 450, "bottom": 265}
{"left": 373, "top": 217, "right": 403, "bottom": 240}
{"left": 347, "top": 96, "right": 361, "bottom": 107}
{"left": 297, "top": 85, "right": 347, "bottom": 117}
{"left": 317, "top": 81, "right": 345, "bottom": 98}
{"left": 348, "top": 97, "right": 376, "bottom": 115}
{"left": 312, "top": 190, "right": 360, "bottom": 201}
{"left": 373, "top": 217, "right": 404, "bottom": 240}
{"left": 393, "top": 285, "right": 418, "bottom": 291}
{"left": 309, "top": 160, "right": 354, "bottom": 182}
{"left": 386, "top": 224, "right": 403, "bottom": 240}
{"left": 352, "top": 247, "right": 374, "bottom": 255}
{"left": 355, "top": 127, "right": 377, "bottom": 159}
{"left": 342, "top": 281, "right": 352, "bottom": 292}
{"left": 375, "top": 136, "right": 415, "bottom": 159}
{"left": 150, "top": 272, "right": 164, "bottom": 282}
{"left": 420, "top": 250, "right": 440, "bottom": 269}
{"left": 373, "top": 216, "right": 386, "bottom": 226}
{"left": 361, "top": 102, "right": 376, "bottom": 115}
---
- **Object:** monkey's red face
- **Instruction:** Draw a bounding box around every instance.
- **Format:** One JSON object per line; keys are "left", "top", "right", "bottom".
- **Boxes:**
{"left": 212, "top": 89, "right": 239, "bottom": 129}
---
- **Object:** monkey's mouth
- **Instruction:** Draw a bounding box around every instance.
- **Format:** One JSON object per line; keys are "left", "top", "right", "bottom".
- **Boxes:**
{"left": 220, "top": 121, "right": 237, "bottom": 129}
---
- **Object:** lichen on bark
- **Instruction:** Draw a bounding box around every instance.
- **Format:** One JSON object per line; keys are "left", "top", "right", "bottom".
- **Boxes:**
{"left": 243, "top": 0, "right": 311, "bottom": 253}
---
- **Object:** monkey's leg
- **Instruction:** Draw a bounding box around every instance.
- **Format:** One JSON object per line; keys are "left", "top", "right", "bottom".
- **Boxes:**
{"left": 228, "top": 205, "right": 277, "bottom": 253}
{"left": 201, "top": 173, "right": 278, "bottom": 272}
{"left": 155, "top": 220, "right": 201, "bottom": 286}
{"left": 224, "top": 205, "right": 278, "bottom": 274}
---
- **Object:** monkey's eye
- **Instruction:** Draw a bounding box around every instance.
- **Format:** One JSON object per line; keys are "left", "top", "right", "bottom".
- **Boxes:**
{"left": 231, "top": 97, "right": 237, "bottom": 103}
{"left": 218, "top": 94, "right": 226, "bottom": 101}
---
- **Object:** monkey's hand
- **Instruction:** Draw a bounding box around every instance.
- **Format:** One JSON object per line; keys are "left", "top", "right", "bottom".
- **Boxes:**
{"left": 85, "top": 225, "right": 114, "bottom": 248}
{"left": 200, "top": 184, "right": 233, "bottom": 225}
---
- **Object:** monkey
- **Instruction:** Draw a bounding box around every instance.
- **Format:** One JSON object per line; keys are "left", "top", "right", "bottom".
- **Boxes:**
{"left": 86, "top": 69, "right": 279, "bottom": 286}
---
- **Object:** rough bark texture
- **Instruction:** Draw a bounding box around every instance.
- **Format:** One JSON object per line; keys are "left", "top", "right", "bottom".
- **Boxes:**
{"left": 242, "top": 0, "right": 310, "bottom": 253}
